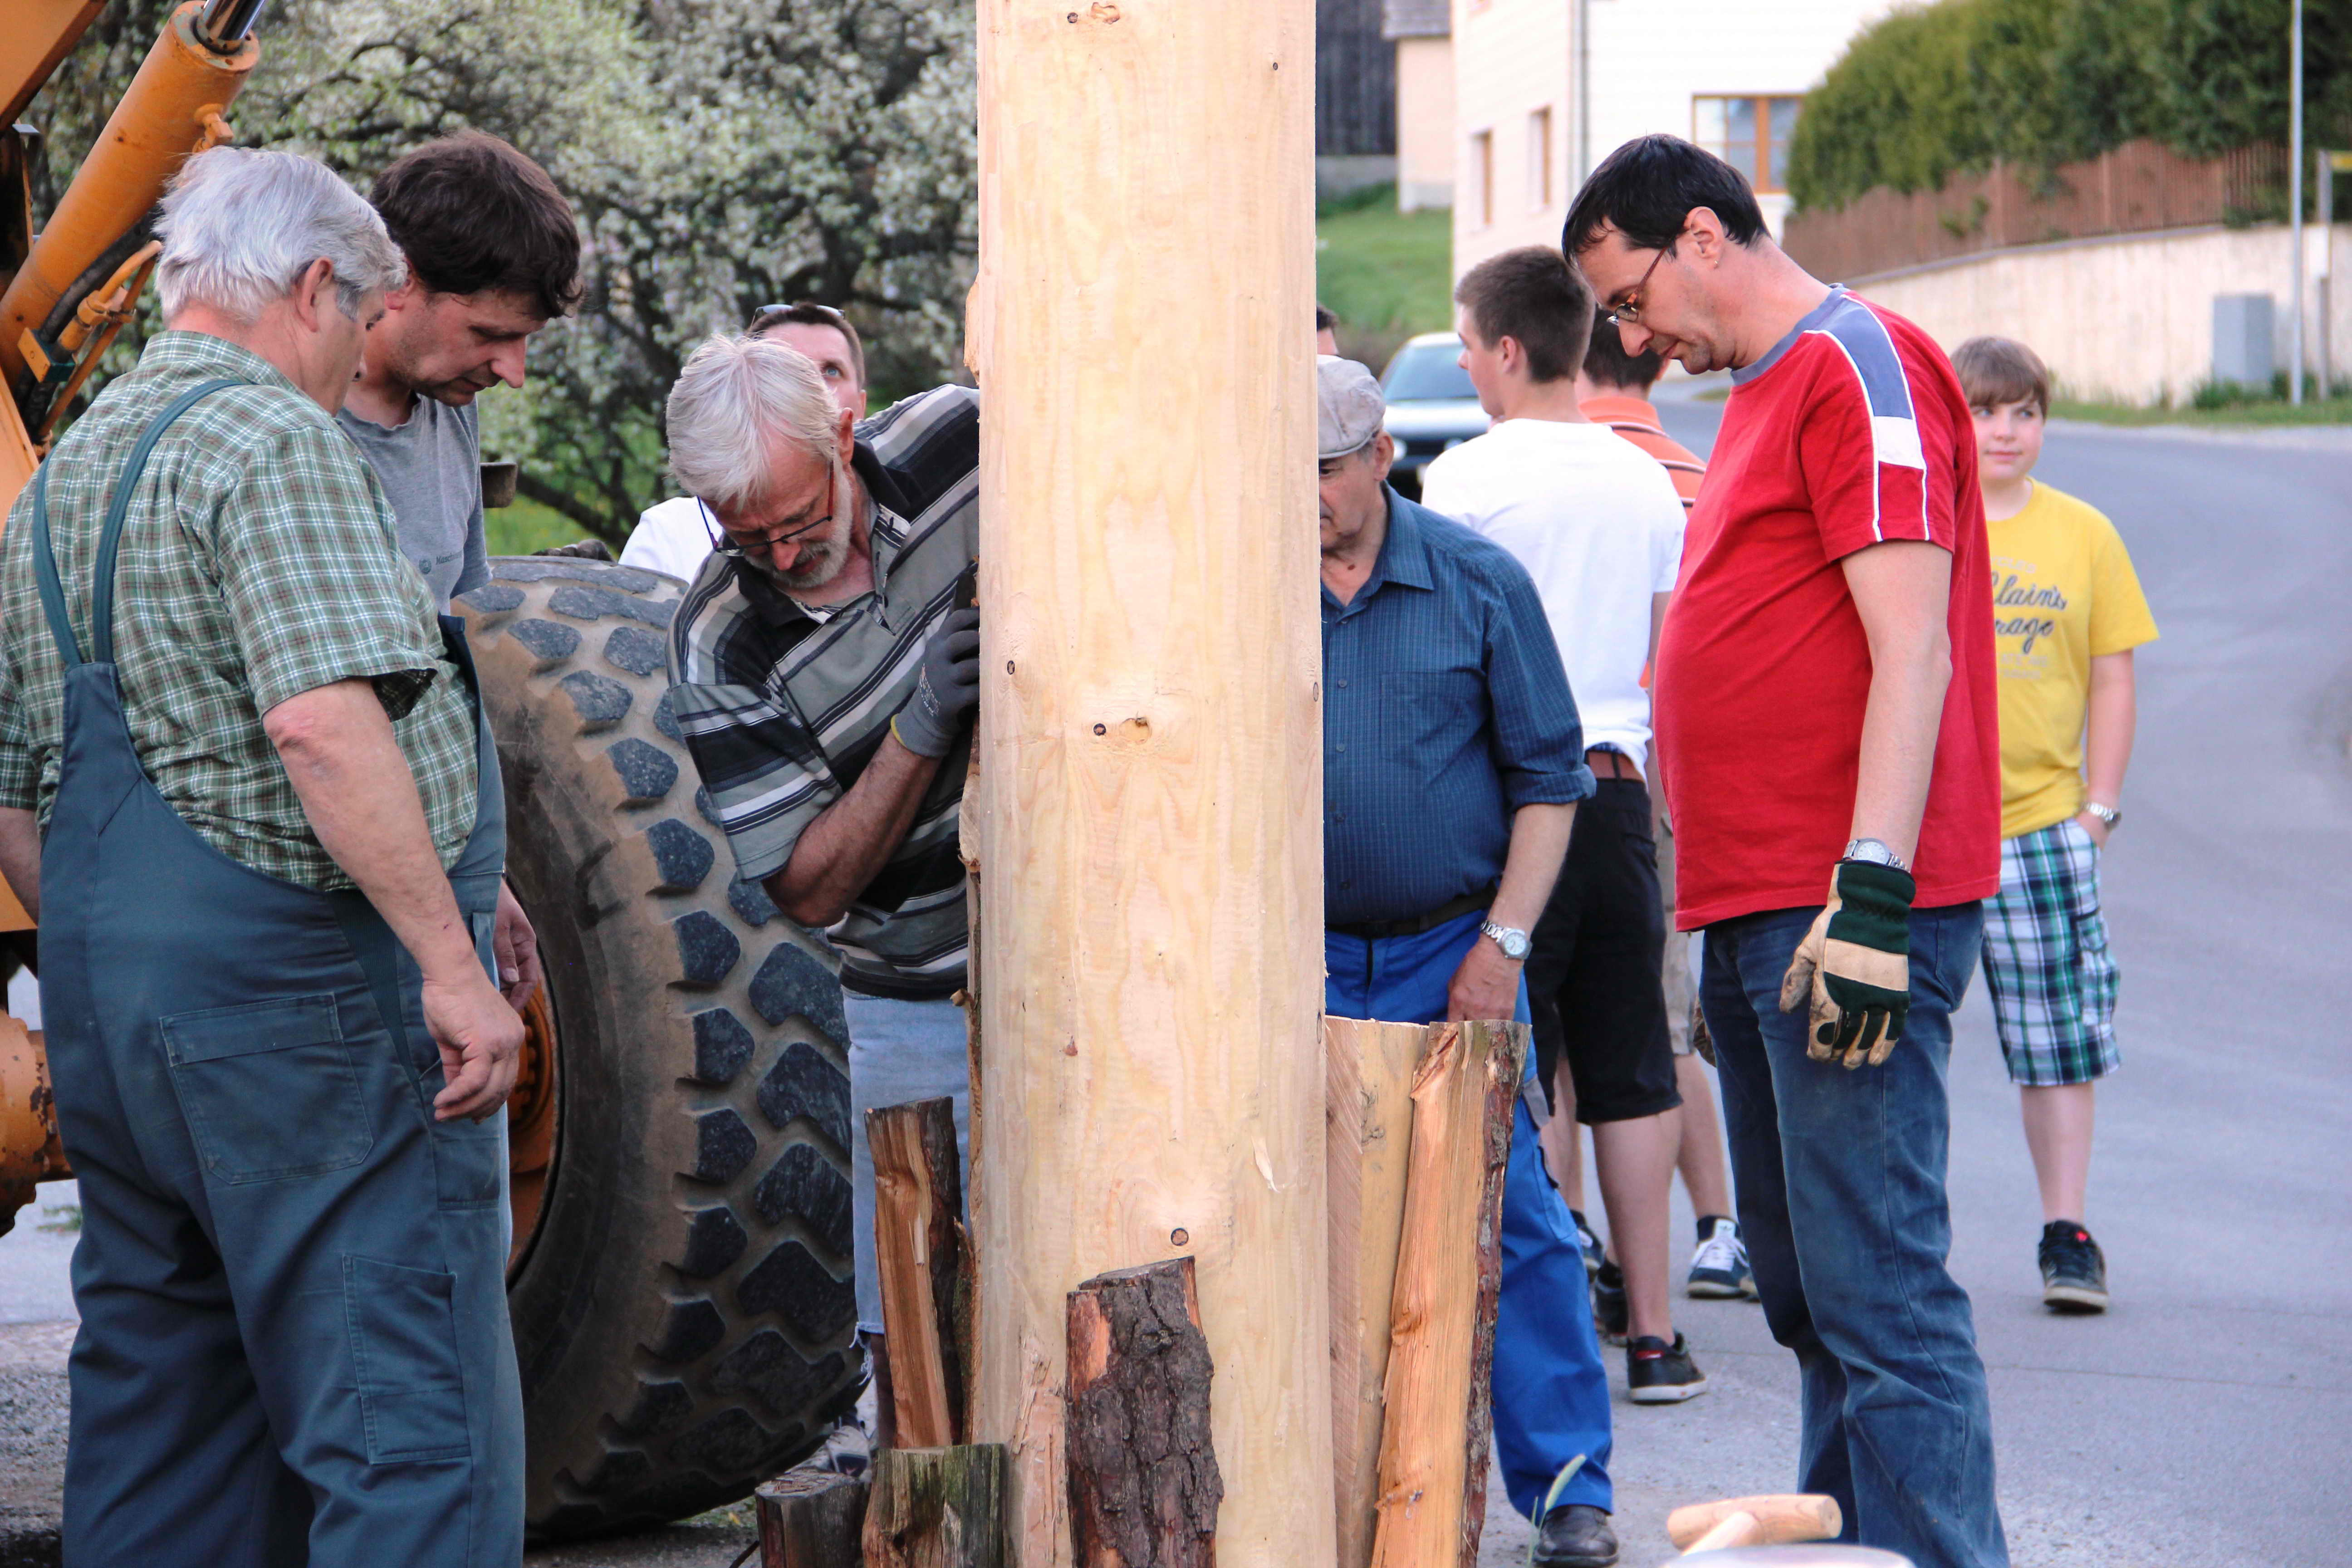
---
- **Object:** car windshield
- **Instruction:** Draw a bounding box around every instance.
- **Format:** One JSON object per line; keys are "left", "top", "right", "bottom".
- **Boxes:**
{"left": 1382, "top": 339, "right": 1475, "bottom": 402}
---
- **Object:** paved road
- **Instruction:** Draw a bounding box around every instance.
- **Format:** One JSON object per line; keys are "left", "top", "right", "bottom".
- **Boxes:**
{"left": 3, "top": 405, "right": 2347, "bottom": 1566}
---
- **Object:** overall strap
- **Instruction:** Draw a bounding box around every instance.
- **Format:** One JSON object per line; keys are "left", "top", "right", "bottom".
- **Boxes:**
{"left": 88, "top": 378, "right": 247, "bottom": 666}
{"left": 29, "top": 466, "right": 80, "bottom": 669}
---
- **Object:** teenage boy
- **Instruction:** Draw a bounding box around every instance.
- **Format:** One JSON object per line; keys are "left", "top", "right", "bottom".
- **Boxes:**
{"left": 1566, "top": 134, "right": 2006, "bottom": 1568}
{"left": 1575, "top": 314, "right": 1754, "bottom": 1303}
{"left": 1419, "top": 247, "right": 1705, "bottom": 1403}
{"left": 1952, "top": 335, "right": 2157, "bottom": 1313}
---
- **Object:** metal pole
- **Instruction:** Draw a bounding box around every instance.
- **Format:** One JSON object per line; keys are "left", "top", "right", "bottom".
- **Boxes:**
{"left": 2324, "top": 154, "right": 2336, "bottom": 397}
{"left": 2290, "top": 0, "right": 2305, "bottom": 404}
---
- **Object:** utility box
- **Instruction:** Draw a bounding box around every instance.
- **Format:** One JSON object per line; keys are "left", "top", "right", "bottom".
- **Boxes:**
{"left": 2212, "top": 294, "right": 2276, "bottom": 388}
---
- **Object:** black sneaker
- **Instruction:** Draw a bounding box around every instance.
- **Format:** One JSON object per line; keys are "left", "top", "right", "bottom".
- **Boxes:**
{"left": 1591, "top": 1257, "right": 1628, "bottom": 1345}
{"left": 1532, "top": 1503, "right": 1618, "bottom": 1567}
{"left": 1687, "top": 1215, "right": 1754, "bottom": 1299}
{"left": 2039, "top": 1220, "right": 2109, "bottom": 1312}
{"left": 1626, "top": 1333, "right": 1709, "bottom": 1403}
{"left": 1569, "top": 1209, "right": 1603, "bottom": 1279}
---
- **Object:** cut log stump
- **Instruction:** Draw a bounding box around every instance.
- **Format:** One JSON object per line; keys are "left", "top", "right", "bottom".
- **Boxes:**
{"left": 863, "top": 1445, "right": 1011, "bottom": 1568}
{"left": 1325, "top": 1017, "right": 1428, "bottom": 1568}
{"left": 1065, "top": 1258, "right": 1224, "bottom": 1568}
{"left": 868, "top": 1096, "right": 971, "bottom": 1448}
{"left": 756, "top": 1468, "right": 869, "bottom": 1567}
{"left": 1369, "top": 1019, "right": 1527, "bottom": 1568}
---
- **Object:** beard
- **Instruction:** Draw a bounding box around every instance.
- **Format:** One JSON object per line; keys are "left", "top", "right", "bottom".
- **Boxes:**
{"left": 760, "top": 531, "right": 849, "bottom": 591}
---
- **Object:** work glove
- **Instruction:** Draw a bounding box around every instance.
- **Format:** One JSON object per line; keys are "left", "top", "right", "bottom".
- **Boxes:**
{"left": 892, "top": 606, "right": 980, "bottom": 757}
{"left": 533, "top": 539, "right": 613, "bottom": 560}
{"left": 1777, "top": 859, "right": 1915, "bottom": 1068}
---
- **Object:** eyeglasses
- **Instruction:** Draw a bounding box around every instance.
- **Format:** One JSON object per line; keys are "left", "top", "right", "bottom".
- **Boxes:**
{"left": 749, "top": 300, "right": 853, "bottom": 336}
{"left": 1604, "top": 242, "right": 1677, "bottom": 328}
{"left": 700, "top": 461, "right": 841, "bottom": 559}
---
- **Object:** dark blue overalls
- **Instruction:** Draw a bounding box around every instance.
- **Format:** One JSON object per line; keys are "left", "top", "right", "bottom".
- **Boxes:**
{"left": 29, "top": 381, "right": 523, "bottom": 1565}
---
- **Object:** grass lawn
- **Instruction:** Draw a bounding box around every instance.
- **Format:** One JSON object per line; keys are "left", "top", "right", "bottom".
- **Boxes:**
{"left": 1317, "top": 186, "right": 1453, "bottom": 368}
{"left": 2052, "top": 393, "right": 2352, "bottom": 428}
{"left": 485, "top": 496, "right": 601, "bottom": 555}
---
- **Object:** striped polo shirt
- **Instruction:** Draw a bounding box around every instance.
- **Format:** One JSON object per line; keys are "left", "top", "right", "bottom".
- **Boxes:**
{"left": 1579, "top": 392, "right": 1706, "bottom": 510}
{"left": 668, "top": 385, "right": 978, "bottom": 1000}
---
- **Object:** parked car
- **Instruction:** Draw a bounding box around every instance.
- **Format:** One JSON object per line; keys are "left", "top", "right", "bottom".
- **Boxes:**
{"left": 1379, "top": 331, "right": 1488, "bottom": 501}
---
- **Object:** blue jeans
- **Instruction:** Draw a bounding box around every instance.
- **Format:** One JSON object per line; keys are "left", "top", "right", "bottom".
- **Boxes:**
{"left": 1326, "top": 909, "right": 1613, "bottom": 1518}
{"left": 1700, "top": 903, "right": 2009, "bottom": 1568}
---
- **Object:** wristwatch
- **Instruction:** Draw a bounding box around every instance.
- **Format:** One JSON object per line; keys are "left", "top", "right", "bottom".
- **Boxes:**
{"left": 1480, "top": 920, "right": 1533, "bottom": 961}
{"left": 1842, "top": 837, "right": 1908, "bottom": 871}
{"left": 2082, "top": 802, "right": 2122, "bottom": 828}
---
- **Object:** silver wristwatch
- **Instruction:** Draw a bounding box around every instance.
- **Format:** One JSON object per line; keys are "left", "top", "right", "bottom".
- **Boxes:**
{"left": 1842, "top": 837, "right": 1908, "bottom": 871}
{"left": 2082, "top": 801, "right": 2121, "bottom": 828}
{"left": 1480, "top": 920, "right": 1532, "bottom": 961}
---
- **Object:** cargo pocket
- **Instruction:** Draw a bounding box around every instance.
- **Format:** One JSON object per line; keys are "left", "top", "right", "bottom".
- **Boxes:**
{"left": 344, "top": 1254, "right": 472, "bottom": 1465}
{"left": 162, "top": 995, "right": 373, "bottom": 1184}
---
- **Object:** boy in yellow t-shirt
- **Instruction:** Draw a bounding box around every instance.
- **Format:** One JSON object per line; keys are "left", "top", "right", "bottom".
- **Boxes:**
{"left": 1954, "top": 337, "right": 2159, "bottom": 1316}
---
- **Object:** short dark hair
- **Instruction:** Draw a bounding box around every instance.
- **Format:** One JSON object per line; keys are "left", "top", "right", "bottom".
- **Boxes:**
{"left": 1561, "top": 134, "right": 1768, "bottom": 259}
{"left": 749, "top": 301, "right": 867, "bottom": 386}
{"left": 1453, "top": 246, "right": 1594, "bottom": 384}
{"left": 1315, "top": 302, "right": 1338, "bottom": 334}
{"left": 1581, "top": 309, "right": 1664, "bottom": 392}
{"left": 1951, "top": 336, "right": 2050, "bottom": 412}
{"left": 369, "top": 132, "right": 581, "bottom": 319}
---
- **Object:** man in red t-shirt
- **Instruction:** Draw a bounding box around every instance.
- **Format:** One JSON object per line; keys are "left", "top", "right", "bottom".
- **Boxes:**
{"left": 1565, "top": 136, "right": 2007, "bottom": 1568}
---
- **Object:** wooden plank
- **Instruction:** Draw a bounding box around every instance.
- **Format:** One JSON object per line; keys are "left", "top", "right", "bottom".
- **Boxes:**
{"left": 867, "top": 1097, "right": 970, "bottom": 1449}
{"left": 864, "top": 1445, "right": 1012, "bottom": 1568}
{"left": 1368, "top": 1020, "right": 1527, "bottom": 1568}
{"left": 1666, "top": 1494, "right": 1841, "bottom": 1550}
{"left": 755, "top": 1469, "right": 870, "bottom": 1567}
{"left": 965, "top": 0, "right": 1327, "bottom": 1563}
{"left": 1324, "top": 1017, "right": 1427, "bottom": 1568}
{"left": 1065, "top": 1258, "right": 1222, "bottom": 1568}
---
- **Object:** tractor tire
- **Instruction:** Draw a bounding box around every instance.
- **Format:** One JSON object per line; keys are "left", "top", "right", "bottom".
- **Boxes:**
{"left": 456, "top": 558, "right": 862, "bottom": 1540}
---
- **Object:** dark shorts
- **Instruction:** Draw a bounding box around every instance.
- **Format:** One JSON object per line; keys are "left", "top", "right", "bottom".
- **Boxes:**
{"left": 1526, "top": 777, "right": 1681, "bottom": 1124}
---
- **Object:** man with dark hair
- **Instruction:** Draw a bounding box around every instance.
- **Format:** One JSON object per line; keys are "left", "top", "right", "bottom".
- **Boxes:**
{"left": 342, "top": 130, "right": 583, "bottom": 1051}
{"left": 1315, "top": 301, "right": 1340, "bottom": 355}
{"left": 1573, "top": 314, "right": 1752, "bottom": 1305}
{"left": 622, "top": 302, "right": 871, "bottom": 582}
{"left": 1420, "top": 247, "right": 1702, "bottom": 1404}
{"left": 1565, "top": 134, "right": 2007, "bottom": 1568}
{"left": 342, "top": 131, "right": 581, "bottom": 607}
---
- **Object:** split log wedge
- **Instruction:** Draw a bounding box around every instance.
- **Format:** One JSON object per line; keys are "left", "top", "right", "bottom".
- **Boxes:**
{"left": 1066, "top": 1257, "right": 1223, "bottom": 1568}
{"left": 755, "top": 1469, "right": 870, "bottom": 1567}
{"left": 1368, "top": 1019, "right": 1526, "bottom": 1568}
{"left": 863, "top": 1445, "right": 1012, "bottom": 1568}
{"left": 1666, "top": 1494, "right": 1842, "bottom": 1551}
{"left": 868, "top": 1096, "right": 971, "bottom": 1448}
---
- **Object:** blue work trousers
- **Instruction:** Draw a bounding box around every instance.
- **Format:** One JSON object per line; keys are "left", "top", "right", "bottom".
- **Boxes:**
{"left": 1700, "top": 903, "right": 2009, "bottom": 1568}
{"left": 1325, "top": 909, "right": 1612, "bottom": 1519}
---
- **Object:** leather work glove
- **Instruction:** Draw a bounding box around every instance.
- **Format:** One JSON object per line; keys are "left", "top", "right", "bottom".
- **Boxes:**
{"left": 892, "top": 606, "right": 980, "bottom": 757}
{"left": 1778, "top": 859, "right": 1916, "bottom": 1068}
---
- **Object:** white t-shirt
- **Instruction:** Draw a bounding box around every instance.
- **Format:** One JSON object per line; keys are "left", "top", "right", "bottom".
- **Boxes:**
{"left": 1419, "top": 417, "right": 1685, "bottom": 772}
{"left": 620, "top": 495, "right": 715, "bottom": 583}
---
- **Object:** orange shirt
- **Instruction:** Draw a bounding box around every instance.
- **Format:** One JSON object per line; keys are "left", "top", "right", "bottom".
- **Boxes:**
{"left": 1580, "top": 393, "right": 1706, "bottom": 511}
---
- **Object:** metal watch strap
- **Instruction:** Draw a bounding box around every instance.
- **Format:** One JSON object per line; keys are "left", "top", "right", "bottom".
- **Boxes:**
{"left": 2083, "top": 802, "right": 2121, "bottom": 828}
{"left": 1842, "top": 837, "right": 1908, "bottom": 871}
{"left": 1480, "top": 919, "right": 1531, "bottom": 960}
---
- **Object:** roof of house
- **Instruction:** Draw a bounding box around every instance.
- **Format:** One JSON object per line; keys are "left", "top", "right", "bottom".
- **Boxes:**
{"left": 1382, "top": 0, "right": 1448, "bottom": 40}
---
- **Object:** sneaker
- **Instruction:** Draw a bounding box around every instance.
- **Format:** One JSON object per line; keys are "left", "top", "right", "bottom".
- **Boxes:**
{"left": 2039, "top": 1220, "right": 2109, "bottom": 1312}
{"left": 1626, "top": 1333, "right": 1709, "bottom": 1403}
{"left": 1687, "top": 1215, "right": 1755, "bottom": 1299}
{"left": 1591, "top": 1257, "right": 1628, "bottom": 1344}
{"left": 1531, "top": 1503, "right": 1618, "bottom": 1567}
{"left": 1569, "top": 1209, "right": 1603, "bottom": 1279}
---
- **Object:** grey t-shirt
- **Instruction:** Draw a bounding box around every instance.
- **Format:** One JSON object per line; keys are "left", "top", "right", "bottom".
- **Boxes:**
{"left": 335, "top": 396, "right": 489, "bottom": 607}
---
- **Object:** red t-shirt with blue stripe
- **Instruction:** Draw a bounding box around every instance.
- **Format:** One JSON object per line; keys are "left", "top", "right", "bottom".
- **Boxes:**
{"left": 1656, "top": 288, "right": 2000, "bottom": 929}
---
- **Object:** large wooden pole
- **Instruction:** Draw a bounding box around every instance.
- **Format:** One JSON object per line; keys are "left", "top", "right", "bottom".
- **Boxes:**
{"left": 966, "top": 0, "right": 1326, "bottom": 1562}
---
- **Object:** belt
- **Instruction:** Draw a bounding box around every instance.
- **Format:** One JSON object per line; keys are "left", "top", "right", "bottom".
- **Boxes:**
{"left": 1587, "top": 747, "right": 1643, "bottom": 783}
{"left": 1328, "top": 883, "right": 1497, "bottom": 941}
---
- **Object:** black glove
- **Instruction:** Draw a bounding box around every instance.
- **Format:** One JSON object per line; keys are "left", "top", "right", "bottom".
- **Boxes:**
{"left": 1777, "top": 859, "right": 1914, "bottom": 1068}
{"left": 534, "top": 539, "right": 613, "bottom": 561}
{"left": 892, "top": 606, "right": 980, "bottom": 757}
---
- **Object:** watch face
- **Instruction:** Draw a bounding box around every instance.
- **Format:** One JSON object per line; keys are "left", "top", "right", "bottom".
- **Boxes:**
{"left": 1502, "top": 931, "right": 1530, "bottom": 960}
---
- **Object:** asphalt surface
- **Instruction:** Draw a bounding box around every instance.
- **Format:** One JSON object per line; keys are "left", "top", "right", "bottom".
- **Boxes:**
{"left": 2, "top": 402, "right": 2347, "bottom": 1567}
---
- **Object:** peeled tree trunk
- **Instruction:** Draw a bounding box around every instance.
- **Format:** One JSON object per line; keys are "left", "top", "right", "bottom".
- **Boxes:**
{"left": 964, "top": 0, "right": 1328, "bottom": 1562}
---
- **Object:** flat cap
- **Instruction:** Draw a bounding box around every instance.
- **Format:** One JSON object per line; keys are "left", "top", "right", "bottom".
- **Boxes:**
{"left": 1317, "top": 355, "right": 1387, "bottom": 460}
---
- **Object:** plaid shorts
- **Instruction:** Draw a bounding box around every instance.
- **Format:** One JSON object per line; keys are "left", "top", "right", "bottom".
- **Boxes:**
{"left": 1980, "top": 818, "right": 2121, "bottom": 1087}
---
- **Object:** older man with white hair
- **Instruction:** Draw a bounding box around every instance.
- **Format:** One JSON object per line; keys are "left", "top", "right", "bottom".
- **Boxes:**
{"left": 0, "top": 147, "right": 526, "bottom": 1563}
{"left": 663, "top": 333, "right": 979, "bottom": 1416}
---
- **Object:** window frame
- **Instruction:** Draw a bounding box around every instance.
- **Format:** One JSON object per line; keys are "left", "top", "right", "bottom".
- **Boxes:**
{"left": 1690, "top": 93, "right": 1803, "bottom": 194}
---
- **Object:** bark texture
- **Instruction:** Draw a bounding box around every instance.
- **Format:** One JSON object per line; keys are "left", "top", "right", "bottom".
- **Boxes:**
{"left": 1065, "top": 1259, "right": 1222, "bottom": 1568}
{"left": 863, "top": 1445, "right": 1012, "bottom": 1568}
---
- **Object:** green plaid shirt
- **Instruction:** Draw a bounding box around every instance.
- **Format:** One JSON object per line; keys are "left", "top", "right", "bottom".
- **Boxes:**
{"left": 0, "top": 332, "right": 478, "bottom": 890}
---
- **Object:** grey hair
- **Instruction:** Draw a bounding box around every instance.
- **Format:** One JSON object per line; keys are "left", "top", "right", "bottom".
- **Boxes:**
{"left": 155, "top": 147, "right": 407, "bottom": 323}
{"left": 665, "top": 333, "right": 842, "bottom": 513}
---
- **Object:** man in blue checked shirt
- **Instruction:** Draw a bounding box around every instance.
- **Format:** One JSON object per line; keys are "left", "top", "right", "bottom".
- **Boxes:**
{"left": 1316, "top": 356, "right": 1618, "bottom": 1568}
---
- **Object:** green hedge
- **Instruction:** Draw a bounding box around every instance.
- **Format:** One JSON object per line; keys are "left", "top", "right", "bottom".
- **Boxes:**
{"left": 1789, "top": 0, "right": 2352, "bottom": 212}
